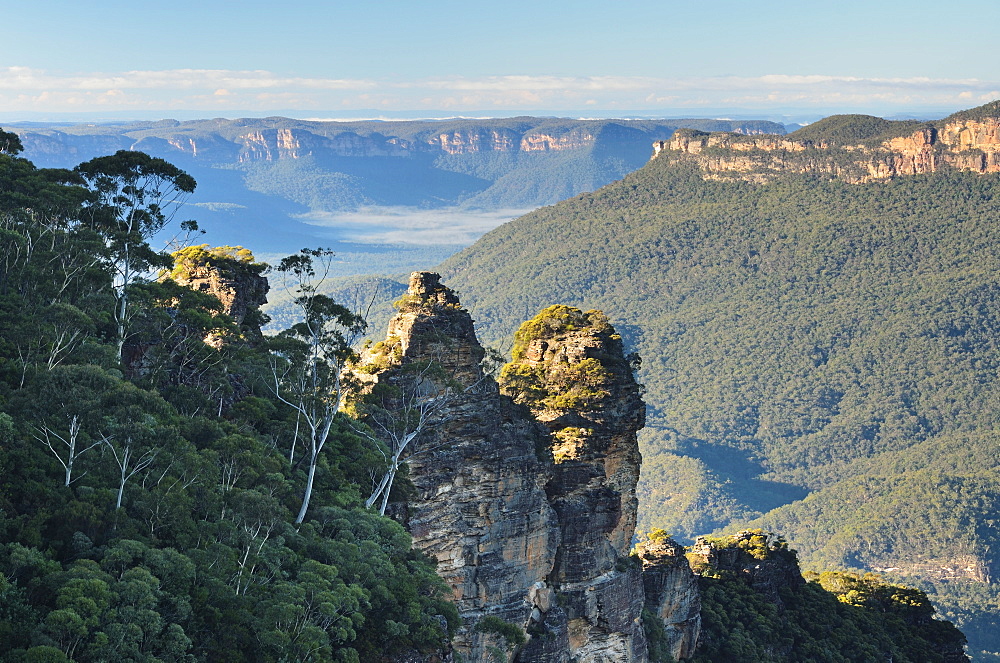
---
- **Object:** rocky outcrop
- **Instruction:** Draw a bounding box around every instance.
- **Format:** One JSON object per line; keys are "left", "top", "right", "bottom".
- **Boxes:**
{"left": 167, "top": 245, "right": 269, "bottom": 339}
{"left": 431, "top": 129, "right": 520, "bottom": 155}
{"left": 359, "top": 276, "right": 679, "bottom": 663}
{"left": 235, "top": 128, "right": 409, "bottom": 161}
{"left": 635, "top": 537, "right": 701, "bottom": 661}
{"left": 688, "top": 531, "right": 803, "bottom": 608}
{"left": 499, "top": 305, "right": 648, "bottom": 661}
{"left": 356, "top": 273, "right": 559, "bottom": 662}
{"left": 871, "top": 556, "right": 992, "bottom": 583}
{"left": 520, "top": 130, "right": 597, "bottom": 152}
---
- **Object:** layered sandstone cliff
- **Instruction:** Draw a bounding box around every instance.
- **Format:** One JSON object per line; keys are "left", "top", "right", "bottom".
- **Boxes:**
{"left": 653, "top": 101, "right": 1000, "bottom": 183}
{"left": 355, "top": 274, "right": 700, "bottom": 663}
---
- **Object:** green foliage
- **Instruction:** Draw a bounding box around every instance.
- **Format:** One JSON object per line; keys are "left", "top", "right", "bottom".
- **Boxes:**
{"left": 168, "top": 244, "right": 263, "bottom": 281}
{"left": 509, "top": 305, "right": 611, "bottom": 361}
{"left": 943, "top": 99, "right": 1000, "bottom": 124}
{"left": 0, "top": 149, "right": 456, "bottom": 662}
{"left": 500, "top": 305, "right": 617, "bottom": 413}
{"left": 0, "top": 128, "right": 23, "bottom": 155}
{"left": 785, "top": 114, "right": 927, "bottom": 145}
{"left": 473, "top": 616, "right": 527, "bottom": 649}
{"left": 691, "top": 568, "right": 966, "bottom": 663}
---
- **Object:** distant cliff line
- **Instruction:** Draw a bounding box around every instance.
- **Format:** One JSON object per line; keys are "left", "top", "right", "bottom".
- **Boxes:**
{"left": 15, "top": 116, "right": 786, "bottom": 168}
{"left": 652, "top": 99, "right": 1000, "bottom": 183}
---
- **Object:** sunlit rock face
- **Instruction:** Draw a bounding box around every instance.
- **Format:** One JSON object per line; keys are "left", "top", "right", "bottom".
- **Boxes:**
{"left": 360, "top": 272, "right": 559, "bottom": 661}
{"left": 654, "top": 105, "right": 1000, "bottom": 183}
{"left": 500, "top": 305, "right": 648, "bottom": 662}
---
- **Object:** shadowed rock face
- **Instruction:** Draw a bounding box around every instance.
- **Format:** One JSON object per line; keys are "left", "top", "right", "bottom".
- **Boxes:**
{"left": 689, "top": 531, "right": 804, "bottom": 609}
{"left": 360, "top": 280, "right": 682, "bottom": 663}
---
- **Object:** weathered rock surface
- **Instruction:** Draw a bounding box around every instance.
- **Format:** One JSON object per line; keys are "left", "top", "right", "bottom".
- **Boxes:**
{"left": 168, "top": 245, "right": 269, "bottom": 338}
{"left": 500, "top": 305, "right": 648, "bottom": 661}
{"left": 361, "top": 276, "right": 678, "bottom": 662}
{"left": 357, "top": 273, "right": 558, "bottom": 661}
{"left": 688, "top": 531, "right": 803, "bottom": 608}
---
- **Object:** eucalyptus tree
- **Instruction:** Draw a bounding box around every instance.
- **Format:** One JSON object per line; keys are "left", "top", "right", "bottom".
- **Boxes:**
{"left": 269, "top": 248, "right": 366, "bottom": 524}
{"left": 75, "top": 151, "right": 196, "bottom": 363}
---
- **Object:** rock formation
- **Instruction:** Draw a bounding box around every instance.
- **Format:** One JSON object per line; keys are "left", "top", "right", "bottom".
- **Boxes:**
{"left": 688, "top": 531, "right": 803, "bottom": 609}
{"left": 354, "top": 272, "right": 559, "bottom": 662}
{"left": 167, "top": 244, "right": 269, "bottom": 339}
{"left": 356, "top": 274, "right": 699, "bottom": 662}
{"left": 499, "top": 305, "right": 648, "bottom": 661}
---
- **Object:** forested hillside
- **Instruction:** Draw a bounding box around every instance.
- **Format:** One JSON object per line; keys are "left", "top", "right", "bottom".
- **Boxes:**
{"left": 0, "top": 132, "right": 458, "bottom": 662}
{"left": 438, "top": 102, "right": 1000, "bottom": 659}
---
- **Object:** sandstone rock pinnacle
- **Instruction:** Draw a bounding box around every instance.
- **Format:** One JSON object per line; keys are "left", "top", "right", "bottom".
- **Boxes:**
{"left": 361, "top": 277, "right": 690, "bottom": 663}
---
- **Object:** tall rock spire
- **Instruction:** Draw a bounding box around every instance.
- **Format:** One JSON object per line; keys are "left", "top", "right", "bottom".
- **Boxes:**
{"left": 357, "top": 275, "right": 695, "bottom": 663}
{"left": 355, "top": 273, "right": 558, "bottom": 661}
{"left": 500, "top": 305, "right": 648, "bottom": 661}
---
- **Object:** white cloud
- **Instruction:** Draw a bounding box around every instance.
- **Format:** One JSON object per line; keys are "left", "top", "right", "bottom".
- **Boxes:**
{"left": 1, "top": 67, "right": 997, "bottom": 114}
{"left": 0, "top": 67, "right": 376, "bottom": 92}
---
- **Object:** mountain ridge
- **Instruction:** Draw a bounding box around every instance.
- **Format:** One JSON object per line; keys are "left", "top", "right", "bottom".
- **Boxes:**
{"left": 654, "top": 101, "right": 1000, "bottom": 183}
{"left": 436, "top": 100, "right": 1000, "bottom": 660}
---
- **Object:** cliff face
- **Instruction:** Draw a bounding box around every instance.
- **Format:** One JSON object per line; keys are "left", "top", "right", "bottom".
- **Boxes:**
{"left": 168, "top": 247, "right": 269, "bottom": 336}
{"left": 653, "top": 106, "right": 1000, "bottom": 183}
{"left": 431, "top": 129, "right": 520, "bottom": 155}
{"left": 234, "top": 128, "right": 410, "bottom": 161}
{"left": 355, "top": 273, "right": 559, "bottom": 661}
{"left": 635, "top": 537, "right": 701, "bottom": 661}
{"left": 357, "top": 275, "right": 696, "bottom": 663}
{"left": 871, "top": 556, "right": 992, "bottom": 583}
{"left": 689, "top": 531, "right": 803, "bottom": 608}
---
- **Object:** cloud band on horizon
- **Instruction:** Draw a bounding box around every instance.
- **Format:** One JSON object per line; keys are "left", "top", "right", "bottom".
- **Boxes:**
{"left": 1, "top": 67, "right": 997, "bottom": 115}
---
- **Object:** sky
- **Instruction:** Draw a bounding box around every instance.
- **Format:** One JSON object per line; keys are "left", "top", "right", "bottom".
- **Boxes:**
{"left": 2, "top": 0, "right": 999, "bottom": 121}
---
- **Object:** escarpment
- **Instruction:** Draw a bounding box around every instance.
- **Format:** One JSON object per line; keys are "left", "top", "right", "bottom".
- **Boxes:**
{"left": 652, "top": 99, "right": 1000, "bottom": 183}
{"left": 356, "top": 274, "right": 700, "bottom": 662}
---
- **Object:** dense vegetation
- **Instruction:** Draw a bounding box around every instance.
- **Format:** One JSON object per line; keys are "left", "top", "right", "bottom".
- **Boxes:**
{"left": 784, "top": 114, "right": 928, "bottom": 146}
{"left": 670, "top": 531, "right": 967, "bottom": 663}
{"left": 0, "top": 134, "right": 458, "bottom": 662}
{"left": 437, "top": 105, "right": 1000, "bottom": 659}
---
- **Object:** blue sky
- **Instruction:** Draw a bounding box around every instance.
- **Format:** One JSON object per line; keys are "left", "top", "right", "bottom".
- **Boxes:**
{"left": 3, "top": 0, "right": 999, "bottom": 119}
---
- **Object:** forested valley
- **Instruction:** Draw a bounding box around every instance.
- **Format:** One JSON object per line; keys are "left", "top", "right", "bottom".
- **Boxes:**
{"left": 439, "top": 102, "right": 1000, "bottom": 659}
